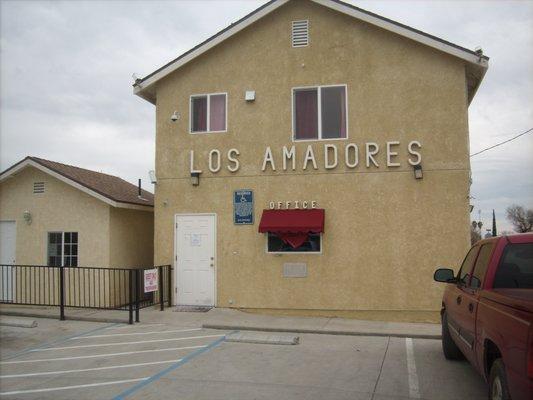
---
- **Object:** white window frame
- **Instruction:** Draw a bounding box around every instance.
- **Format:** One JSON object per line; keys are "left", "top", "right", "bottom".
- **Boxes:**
{"left": 265, "top": 233, "right": 323, "bottom": 255}
{"left": 189, "top": 92, "right": 228, "bottom": 134}
{"left": 47, "top": 231, "right": 78, "bottom": 267}
{"left": 291, "top": 84, "right": 348, "bottom": 142}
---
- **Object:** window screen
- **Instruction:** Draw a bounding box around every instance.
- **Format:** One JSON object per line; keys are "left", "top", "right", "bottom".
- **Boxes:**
{"left": 321, "top": 86, "right": 346, "bottom": 139}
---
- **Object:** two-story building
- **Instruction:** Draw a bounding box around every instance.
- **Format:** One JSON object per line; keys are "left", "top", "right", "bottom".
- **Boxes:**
{"left": 133, "top": 0, "right": 488, "bottom": 322}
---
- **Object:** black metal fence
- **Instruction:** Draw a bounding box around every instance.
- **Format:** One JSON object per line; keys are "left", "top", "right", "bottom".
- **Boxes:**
{"left": 0, "top": 264, "right": 172, "bottom": 324}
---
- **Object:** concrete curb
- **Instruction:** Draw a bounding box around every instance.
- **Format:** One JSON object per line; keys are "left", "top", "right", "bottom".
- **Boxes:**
{"left": 0, "top": 310, "right": 128, "bottom": 325}
{"left": 0, "top": 318, "right": 38, "bottom": 328}
{"left": 203, "top": 324, "right": 441, "bottom": 340}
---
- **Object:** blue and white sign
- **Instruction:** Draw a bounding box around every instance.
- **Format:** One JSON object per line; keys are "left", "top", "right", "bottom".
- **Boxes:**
{"left": 234, "top": 189, "right": 254, "bottom": 225}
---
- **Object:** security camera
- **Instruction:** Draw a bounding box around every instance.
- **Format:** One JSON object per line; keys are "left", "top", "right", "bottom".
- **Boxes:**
{"left": 170, "top": 111, "right": 180, "bottom": 122}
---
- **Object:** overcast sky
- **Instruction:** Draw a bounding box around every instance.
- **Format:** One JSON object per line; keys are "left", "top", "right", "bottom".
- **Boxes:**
{"left": 1, "top": 0, "right": 532, "bottom": 232}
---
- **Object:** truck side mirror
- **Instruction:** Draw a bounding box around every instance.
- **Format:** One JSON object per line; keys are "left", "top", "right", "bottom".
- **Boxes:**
{"left": 434, "top": 268, "right": 457, "bottom": 283}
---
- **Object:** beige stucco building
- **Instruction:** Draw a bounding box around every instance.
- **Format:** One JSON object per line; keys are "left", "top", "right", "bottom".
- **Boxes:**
{"left": 0, "top": 156, "right": 154, "bottom": 271}
{"left": 134, "top": 0, "right": 489, "bottom": 322}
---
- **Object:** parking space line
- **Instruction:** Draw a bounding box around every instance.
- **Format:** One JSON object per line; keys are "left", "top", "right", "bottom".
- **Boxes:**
{"left": 30, "top": 334, "right": 225, "bottom": 351}
{"left": 0, "top": 323, "right": 119, "bottom": 362}
{"left": 70, "top": 328, "right": 203, "bottom": 339}
{"left": 0, "top": 345, "right": 207, "bottom": 365}
{"left": 1, "top": 359, "right": 183, "bottom": 378}
{"left": 405, "top": 338, "right": 421, "bottom": 399}
{"left": 111, "top": 333, "right": 232, "bottom": 400}
{"left": 0, "top": 377, "right": 149, "bottom": 396}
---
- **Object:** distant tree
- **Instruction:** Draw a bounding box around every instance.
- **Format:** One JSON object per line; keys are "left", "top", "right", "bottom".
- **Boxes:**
{"left": 470, "top": 224, "right": 481, "bottom": 245}
{"left": 506, "top": 205, "right": 533, "bottom": 233}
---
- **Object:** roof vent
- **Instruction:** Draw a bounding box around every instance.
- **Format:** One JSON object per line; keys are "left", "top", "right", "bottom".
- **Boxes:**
{"left": 292, "top": 20, "right": 309, "bottom": 48}
{"left": 33, "top": 182, "right": 45, "bottom": 194}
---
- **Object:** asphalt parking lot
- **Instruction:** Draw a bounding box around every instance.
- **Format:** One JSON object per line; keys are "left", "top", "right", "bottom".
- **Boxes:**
{"left": 0, "top": 318, "right": 488, "bottom": 400}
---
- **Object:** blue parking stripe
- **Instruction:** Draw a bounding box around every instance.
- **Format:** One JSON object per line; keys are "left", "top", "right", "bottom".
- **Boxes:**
{"left": 2, "top": 322, "right": 120, "bottom": 361}
{"left": 111, "top": 331, "right": 236, "bottom": 400}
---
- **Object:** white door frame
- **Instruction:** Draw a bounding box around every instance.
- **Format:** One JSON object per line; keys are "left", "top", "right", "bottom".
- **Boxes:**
{"left": 173, "top": 213, "right": 217, "bottom": 307}
{"left": 0, "top": 220, "right": 17, "bottom": 302}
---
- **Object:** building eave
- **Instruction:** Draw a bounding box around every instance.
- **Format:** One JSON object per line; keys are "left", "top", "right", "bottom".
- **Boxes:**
{"left": 0, "top": 158, "right": 154, "bottom": 212}
{"left": 133, "top": 0, "right": 489, "bottom": 105}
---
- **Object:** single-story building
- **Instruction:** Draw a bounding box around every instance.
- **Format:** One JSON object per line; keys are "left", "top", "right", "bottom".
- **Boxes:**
{"left": 0, "top": 156, "right": 154, "bottom": 303}
{"left": 132, "top": 0, "right": 489, "bottom": 322}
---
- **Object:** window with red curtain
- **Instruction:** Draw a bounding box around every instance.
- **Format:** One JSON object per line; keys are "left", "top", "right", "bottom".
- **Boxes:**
{"left": 191, "top": 96, "right": 207, "bottom": 132}
{"left": 293, "top": 85, "right": 347, "bottom": 140}
{"left": 294, "top": 88, "right": 318, "bottom": 140}
{"left": 191, "top": 93, "right": 226, "bottom": 133}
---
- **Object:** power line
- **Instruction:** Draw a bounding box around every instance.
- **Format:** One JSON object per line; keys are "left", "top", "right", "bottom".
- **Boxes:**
{"left": 470, "top": 127, "right": 533, "bottom": 157}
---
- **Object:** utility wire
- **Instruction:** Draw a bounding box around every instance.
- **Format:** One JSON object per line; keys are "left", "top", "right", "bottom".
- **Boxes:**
{"left": 470, "top": 127, "right": 533, "bottom": 157}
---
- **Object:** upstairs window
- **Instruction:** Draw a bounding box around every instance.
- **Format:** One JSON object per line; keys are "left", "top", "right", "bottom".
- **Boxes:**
{"left": 293, "top": 85, "right": 347, "bottom": 141}
{"left": 33, "top": 182, "right": 45, "bottom": 194}
{"left": 190, "top": 93, "right": 227, "bottom": 133}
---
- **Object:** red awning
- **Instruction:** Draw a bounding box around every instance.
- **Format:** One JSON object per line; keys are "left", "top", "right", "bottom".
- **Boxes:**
{"left": 258, "top": 209, "right": 325, "bottom": 249}
{"left": 258, "top": 209, "right": 325, "bottom": 233}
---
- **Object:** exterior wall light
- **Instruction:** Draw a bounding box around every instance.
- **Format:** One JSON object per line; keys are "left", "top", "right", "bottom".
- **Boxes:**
{"left": 190, "top": 172, "right": 201, "bottom": 186}
{"left": 23, "top": 210, "right": 32, "bottom": 225}
{"left": 413, "top": 164, "right": 423, "bottom": 180}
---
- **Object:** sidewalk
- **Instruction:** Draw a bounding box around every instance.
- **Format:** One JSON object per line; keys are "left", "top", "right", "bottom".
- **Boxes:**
{"left": 0, "top": 304, "right": 441, "bottom": 339}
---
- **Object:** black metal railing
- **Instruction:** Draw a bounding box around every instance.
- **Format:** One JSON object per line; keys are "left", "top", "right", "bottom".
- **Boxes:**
{"left": 0, "top": 264, "right": 172, "bottom": 324}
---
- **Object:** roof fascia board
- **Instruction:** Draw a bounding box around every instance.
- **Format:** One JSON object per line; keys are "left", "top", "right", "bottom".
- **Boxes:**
{"left": 135, "top": 0, "right": 290, "bottom": 94}
{"left": 0, "top": 160, "right": 153, "bottom": 211}
{"left": 312, "top": 0, "right": 488, "bottom": 68}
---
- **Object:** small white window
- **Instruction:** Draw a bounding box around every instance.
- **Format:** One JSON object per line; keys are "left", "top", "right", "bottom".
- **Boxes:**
{"left": 292, "top": 20, "right": 309, "bottom": 47}
{"left": 292, "top": 85, "right": 348, "bottom": 141}
{"left": 33, "top": 182, "right": 45, "bottom": 194}
{"left": 190, "top": 93, "right": 227, "bottom": 133}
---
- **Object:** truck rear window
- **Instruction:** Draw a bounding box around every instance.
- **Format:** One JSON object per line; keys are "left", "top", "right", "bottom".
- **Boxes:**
{"left": 493, "top": 243, "right": 533, "bottom": 289}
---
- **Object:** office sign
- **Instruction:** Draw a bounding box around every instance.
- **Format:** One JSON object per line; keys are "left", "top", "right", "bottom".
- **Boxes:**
{"left": 234, "top": 189, "right": 254, "bottom": 225}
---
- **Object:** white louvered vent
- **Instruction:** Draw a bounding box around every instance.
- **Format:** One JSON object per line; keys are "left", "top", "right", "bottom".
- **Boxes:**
{"left": 292, "top": 20, "right": 309, "bottom": 47}
{"left": 33, "top": 182, "right": 45, "bottom": 194}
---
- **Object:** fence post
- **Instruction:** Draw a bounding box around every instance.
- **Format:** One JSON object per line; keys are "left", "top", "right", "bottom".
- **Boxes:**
{"left": 135, "top": 269, "right": 140, "bottom": 323}
{"left": 59, "top": 266, "right": 65, "bottom": 321}
{"left": 167, "top": 265, "right": 172, "bottom": 307}
{"left": 158, "top": 266, "right": 164, "bottom": 311}
{"left": 128, "top": 269, "right": 133, "bottom": 324}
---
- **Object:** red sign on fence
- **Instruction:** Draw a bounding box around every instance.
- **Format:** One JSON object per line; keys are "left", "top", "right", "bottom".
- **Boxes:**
{"left": 144, "top": 268, "right": 158, "bottom": 293}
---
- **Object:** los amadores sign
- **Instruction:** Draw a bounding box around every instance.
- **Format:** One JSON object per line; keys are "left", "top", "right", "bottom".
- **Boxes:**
{"left": 189, "top": 141, "right": 422, "bottom": 174}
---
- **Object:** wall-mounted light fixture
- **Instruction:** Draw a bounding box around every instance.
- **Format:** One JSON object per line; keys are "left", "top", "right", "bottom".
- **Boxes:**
{"left": 190, "top": 172, "right": 201, "bottom": 186}
{"left": 23, "top": 210, "right": 32, "bottom": 225}
{"left": 413, "top": 164, "right": 423, "bottom": 180}
{"left": 170, "top": 111, "right": 180, "bottom": 122}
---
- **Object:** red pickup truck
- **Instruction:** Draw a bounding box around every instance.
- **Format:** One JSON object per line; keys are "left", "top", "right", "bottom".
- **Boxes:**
{"left": 434, "top": 233, "right": 533, "bottom": 400}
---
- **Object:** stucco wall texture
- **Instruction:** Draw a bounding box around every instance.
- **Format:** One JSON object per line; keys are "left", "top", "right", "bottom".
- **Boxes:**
{"left": 0, "top": 167, "right": 154, "bottom": 268}
{"left": 152, "top": 0, "right": 473, "bottom": 321}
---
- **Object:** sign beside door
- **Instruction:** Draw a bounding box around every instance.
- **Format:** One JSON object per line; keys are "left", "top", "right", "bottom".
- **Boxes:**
{"left": 233, "top": 189, "right": 253, "bottom": 225}
{"left": 144, "top": 268, "right": 158, "bottom": 293}
{"left": 175, "top": 214, "right": 216, "bottom": 306}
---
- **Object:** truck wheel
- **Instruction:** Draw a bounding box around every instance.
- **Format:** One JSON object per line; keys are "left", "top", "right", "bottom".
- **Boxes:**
{"left": 441, "top": 312, "right": 463, "bottom": 360}
{"left": 488, "top": 359, "right": 511, "bottom": 400}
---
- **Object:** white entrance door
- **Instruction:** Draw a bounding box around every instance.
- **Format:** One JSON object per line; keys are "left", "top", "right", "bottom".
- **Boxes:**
{"left": 0, "top": 221, "right": 16, "bottom": 301}
{"left": 175, "top": 214, "right": 216, "bottom": 306}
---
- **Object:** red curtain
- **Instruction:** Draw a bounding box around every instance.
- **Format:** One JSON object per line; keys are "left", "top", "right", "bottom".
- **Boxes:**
{"left": 294, "top": 89, "right": 318, "bottom": 139}
{"left": 192, "top": 97, "right": 207, "bottom": 132}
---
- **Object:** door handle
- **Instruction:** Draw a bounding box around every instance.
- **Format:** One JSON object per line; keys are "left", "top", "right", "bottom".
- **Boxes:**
{"left": 468, "top": 303, "right": 474, "bottom": 313}
{"left": 456, "top": 296, "right": 462, "bottom": 305}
